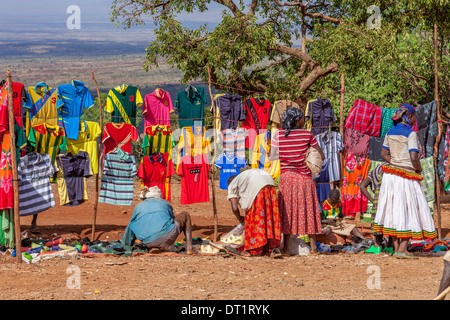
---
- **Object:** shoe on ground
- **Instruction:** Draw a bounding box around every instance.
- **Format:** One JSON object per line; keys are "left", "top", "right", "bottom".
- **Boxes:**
{"left": 365, "top": 245, "right": 382, "bottom": 254}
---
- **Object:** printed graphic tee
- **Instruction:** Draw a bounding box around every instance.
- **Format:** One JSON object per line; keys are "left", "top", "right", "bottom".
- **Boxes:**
{"left": 177, "top": 155, "right": 210, "bottom": 205}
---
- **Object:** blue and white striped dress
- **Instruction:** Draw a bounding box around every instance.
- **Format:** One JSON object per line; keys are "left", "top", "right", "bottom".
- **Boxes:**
{"left": 99, "top": 150, "right": 137, "bottom": 206}
{"left": 18, "top": 152, "right": 56, "bottom": 216}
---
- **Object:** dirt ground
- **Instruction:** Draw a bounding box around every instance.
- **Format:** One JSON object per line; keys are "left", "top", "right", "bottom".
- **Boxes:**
{"left": 1, "top": 178, "right": 450, "bottom": 301}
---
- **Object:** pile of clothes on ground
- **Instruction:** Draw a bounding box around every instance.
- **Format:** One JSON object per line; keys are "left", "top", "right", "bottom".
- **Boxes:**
{"left": 407, "top": 239, "right": 450, "bottom": 257}
{"left": 3, "top": 237, "right": 153, "bottom": 263}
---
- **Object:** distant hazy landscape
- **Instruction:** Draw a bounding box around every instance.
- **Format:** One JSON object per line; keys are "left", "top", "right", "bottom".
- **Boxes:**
{"left": 0, "top": 0, "right": 222, "bottom": 98}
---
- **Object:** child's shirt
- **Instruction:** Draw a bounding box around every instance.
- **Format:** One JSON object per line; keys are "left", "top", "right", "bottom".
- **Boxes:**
{"left": 321, "top": 199, "right": 343, "bottom": 220}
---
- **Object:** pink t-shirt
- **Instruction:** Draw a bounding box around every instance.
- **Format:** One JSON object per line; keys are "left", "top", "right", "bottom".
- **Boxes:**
{"left": 143, "top": 89, "right": 174, "bottom": 127}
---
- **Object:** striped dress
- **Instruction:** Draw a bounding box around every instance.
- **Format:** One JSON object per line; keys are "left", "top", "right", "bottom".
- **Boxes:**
{"left": 18, "top": 152, "right": 56, "bottom": 216}
{"left": 99, "top": 150, "right": 137, "bottom": 206}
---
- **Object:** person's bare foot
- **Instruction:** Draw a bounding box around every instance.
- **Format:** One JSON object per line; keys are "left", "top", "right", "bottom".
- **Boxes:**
{"left": 241, "top": 250, "right": 251, "bottom": 257}
{"left": 30, "top": 225, "right": 40, "bottom": 234}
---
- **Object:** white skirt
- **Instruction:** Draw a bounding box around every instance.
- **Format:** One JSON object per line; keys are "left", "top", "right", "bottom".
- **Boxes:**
{"left": 373, "top": 172, "right": 436, "bottom": 239}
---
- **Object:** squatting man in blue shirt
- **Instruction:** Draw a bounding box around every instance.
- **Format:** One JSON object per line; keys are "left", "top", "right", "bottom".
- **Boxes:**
{"left": 121, "top": 186, "right": 193, "bottom": 254}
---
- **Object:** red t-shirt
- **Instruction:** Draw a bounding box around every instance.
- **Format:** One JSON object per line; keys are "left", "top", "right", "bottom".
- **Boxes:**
{"left": 177, "top": 155, "right": 210, "bottom": 205}
{"left": 138, "top": 153, "right": 175, "bottom": 201}
{"left": 242, "top": 98, "right": 271, "bottom": 148}
{"left": 102, "top": 122, "right": 138, "bottom": 155}
{"left": 0, "top": 81, "right": 26, "bottom": 130}
{"left": 272, "top": 128, "right": 318, "bottom": 175}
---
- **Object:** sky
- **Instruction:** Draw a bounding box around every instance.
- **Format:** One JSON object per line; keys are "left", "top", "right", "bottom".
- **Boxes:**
{"left": 0, "top": 0, "right": 224, "bottom": 42}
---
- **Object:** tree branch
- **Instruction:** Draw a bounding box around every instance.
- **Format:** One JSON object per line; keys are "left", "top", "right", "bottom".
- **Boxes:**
{"left": 298, "top": 62, "right": 339, "bottom": 93}
{"left": 273, "top": 0, "right": 343, "bottom": 24}
{"left": 214, "top": 0, "right": 242, "bottom": 16}
{"left": 268, "top": 44, "right": 318, "bottom": 69}
{"left": 249, "top": 0, "right": 258, "bottom": 15}
{"left": 250, "top": 57, "right": 293, "bottom": 76}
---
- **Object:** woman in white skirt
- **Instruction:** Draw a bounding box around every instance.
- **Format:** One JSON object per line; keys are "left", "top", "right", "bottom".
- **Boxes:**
{"left": 375, "top": 103, "right": 436, "bottom": 259}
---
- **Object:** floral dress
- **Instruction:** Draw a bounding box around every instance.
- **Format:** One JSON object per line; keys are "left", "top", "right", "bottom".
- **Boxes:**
{"left": 0, "top": 126, "right": 27, "bottom": 210}
{"left": 342, "top": 154, "right": 370, "bottom": 217}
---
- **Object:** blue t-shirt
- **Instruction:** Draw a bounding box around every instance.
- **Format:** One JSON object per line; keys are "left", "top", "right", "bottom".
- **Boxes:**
{"left": 57, "top": 80, "right": 94, "bottom": 140}
{"left": 214, "top": 154, "right": 247, "bottom": 190}
{"left": 121, "top": 198, "right": 175, "bottom": 246}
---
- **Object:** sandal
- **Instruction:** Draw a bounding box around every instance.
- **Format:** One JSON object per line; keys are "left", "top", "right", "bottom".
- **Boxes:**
{"left": 309, "top": 250, "right": 320, "bottom": 256}
{"left": 393, "top": 252, "right": 418, "bottom": 259}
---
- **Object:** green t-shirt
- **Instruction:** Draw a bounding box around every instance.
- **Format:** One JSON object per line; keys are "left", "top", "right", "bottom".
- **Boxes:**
{"left": 175, "top": 85, "right": 206, "bottom": 129}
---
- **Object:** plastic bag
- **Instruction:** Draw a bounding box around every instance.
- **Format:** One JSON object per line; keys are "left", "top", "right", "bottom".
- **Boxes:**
{"left": 283, "top": 235, "right": 310, "bottom": 256}
{"left": 219, "top": 222, "right": 245, "bottom": 246}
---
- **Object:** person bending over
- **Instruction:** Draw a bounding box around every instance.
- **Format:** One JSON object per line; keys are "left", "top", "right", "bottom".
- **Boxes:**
{"left": 121, "top": 186, "right": 193, "bottom": 254}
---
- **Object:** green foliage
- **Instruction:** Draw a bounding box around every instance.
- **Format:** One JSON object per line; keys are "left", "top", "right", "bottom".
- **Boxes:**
{"left": 111, "top": 0, "right": 450, "bottom": 118}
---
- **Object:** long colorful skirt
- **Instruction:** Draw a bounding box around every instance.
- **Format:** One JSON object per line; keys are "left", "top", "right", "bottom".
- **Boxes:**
{"left": 373, "top": 169, "right": 436, "bottom": 240}
{"left": 244, "top": 185, "right": 281, "bottom": 255}
{"left": 278, "top": 171, "right": 322, "bottom": 236}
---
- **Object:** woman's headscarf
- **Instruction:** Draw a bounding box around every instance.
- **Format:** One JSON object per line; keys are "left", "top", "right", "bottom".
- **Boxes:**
{"left": 391, "top": 103, "right": 415, "bottom": 128}
{"left": 281, "top": 107, "right": 304, "bottom": 137}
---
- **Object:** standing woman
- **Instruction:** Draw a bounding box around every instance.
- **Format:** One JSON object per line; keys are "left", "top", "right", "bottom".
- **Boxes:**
{"left": 375, "top": 103, "right": 436, "bottom": 259}
{"left": 272, "top": 108, "right": 325, "bottom": 255}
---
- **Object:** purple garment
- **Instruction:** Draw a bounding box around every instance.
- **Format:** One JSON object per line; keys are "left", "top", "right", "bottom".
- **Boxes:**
{"left": 215, "top": 93, "right": 245, "bottom": 130}
{"left": 56, "top": 151, "right": 92, "bottom": 206}
{"left": 306, "top": 98, "right": 337, "bottom": 136}
{"left": 344, "top": 128, "right": 370, "bottom": 158}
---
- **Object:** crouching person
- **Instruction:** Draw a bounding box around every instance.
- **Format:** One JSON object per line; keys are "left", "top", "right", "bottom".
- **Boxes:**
{"left": 121, "top": 186, "right": 193, "bottom": 254}
{"left": 227, "top": 169, "right": 282, "bottom": 258}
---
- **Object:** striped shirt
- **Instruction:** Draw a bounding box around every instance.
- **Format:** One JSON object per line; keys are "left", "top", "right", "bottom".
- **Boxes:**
{"left": 316, "top": 131, "right": 343, "bottom": 182}
{"left": 142, "top": 125, "right": 174, "bottom": 156}
{"left": 220, "top": 128, "right": 247, "bottom": 159}
{"left": 99, "top": 150, "right": 137, "bottom": 206}
{"left": 28, "top": 123, "right": 67, "bottom": 165}
{"left": 18, "top": 152, "right": 56, "bottom": 216}
{"left": 271, "top": 128, "right": 318, "bottom": 175}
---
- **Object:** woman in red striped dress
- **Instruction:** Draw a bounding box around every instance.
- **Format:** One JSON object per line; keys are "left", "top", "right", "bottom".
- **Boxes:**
{"left": 272, "top": 108, "right": 325, "bottom": 255}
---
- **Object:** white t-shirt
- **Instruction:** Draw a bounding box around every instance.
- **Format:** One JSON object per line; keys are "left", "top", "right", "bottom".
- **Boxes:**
{"left": 227, "top": 169, "right": 275, "bottom": 211}
{"left": 382, "top": 124, "right": 419, "bottom": 171}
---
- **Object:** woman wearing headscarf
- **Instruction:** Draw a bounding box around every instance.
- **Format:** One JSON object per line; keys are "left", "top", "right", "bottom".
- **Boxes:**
{"left": 375, "top": 103, "right": 436, "bottom": 259}
{"left": 271, "top": 107, "right": 325, "bottom": 255}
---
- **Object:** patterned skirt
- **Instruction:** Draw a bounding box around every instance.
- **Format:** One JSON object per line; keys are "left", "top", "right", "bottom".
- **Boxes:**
{"left": 373, "top": 172, "right": 436, "bottom": 240}
{"left": 278, "top": 171, "right": 322, "bottom": 236}
{"left": 244, "top": 185, "right": 282, "bottom": 254}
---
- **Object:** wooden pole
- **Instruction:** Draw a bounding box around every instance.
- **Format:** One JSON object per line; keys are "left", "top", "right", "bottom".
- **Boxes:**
{"left": 340, "top": 72, "right": 345, "bottom": 138}
{"left": 91, "top": 71, "right": 104, "bottom": 241}
{"left": 6, "top": 69, "right": 22, "bottom": 263}
{"left": 434, "top": 285, "right": 450, "bottom": 300}
{"left": 339, "top": 72, "right": 345, "bottom": 191}
{"left": 433, "top": 24, "right": 442, "bottom": 239}
{"left": 207, "top": 66, "right": 219, "bottom": 242}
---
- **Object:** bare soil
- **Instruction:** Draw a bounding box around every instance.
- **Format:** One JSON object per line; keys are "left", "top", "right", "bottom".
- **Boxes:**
{"left": 1, "top": 178, "right": 449, "bottom": 301}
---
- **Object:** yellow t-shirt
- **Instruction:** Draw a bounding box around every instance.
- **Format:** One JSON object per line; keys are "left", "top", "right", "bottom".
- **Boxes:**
{"left": 66, "top": 121, "right": 102, "bottom": 174}
{"left": 25, "top": 83, "right": 62, "bottom": 137}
